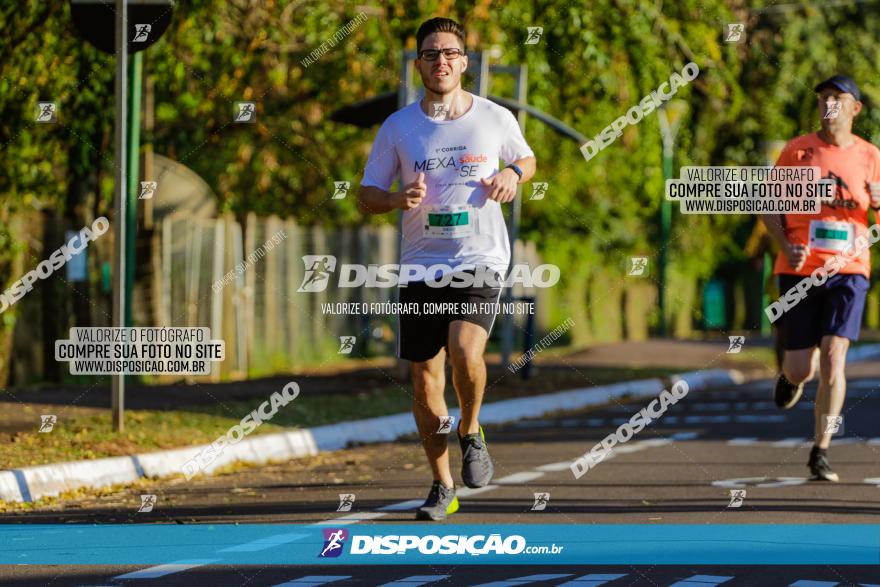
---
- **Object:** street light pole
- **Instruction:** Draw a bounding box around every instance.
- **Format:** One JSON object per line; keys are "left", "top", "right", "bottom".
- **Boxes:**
{"left": 657, "top": 100, "right": 688, "bottom": 337}
{"left": 111, "top": 0, "right": 128, "bottom": 432}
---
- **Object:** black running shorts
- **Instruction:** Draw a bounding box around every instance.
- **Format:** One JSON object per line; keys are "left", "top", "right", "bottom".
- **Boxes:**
{"left": 397, "top": 271, "right": 503, "bottom": 363}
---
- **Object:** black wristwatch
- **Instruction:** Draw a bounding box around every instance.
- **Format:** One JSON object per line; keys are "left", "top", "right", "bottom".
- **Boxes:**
{"left": 506, "top": 163, "right": 523, "bottom": 181}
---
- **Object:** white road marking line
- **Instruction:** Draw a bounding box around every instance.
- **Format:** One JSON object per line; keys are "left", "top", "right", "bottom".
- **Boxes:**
{"left": 603, "top": 442, "right": 648, "bottom": 461}
{"left": 557, "top": 574, "right": 627, "bottom": 586}
{"left": 712, "top": 476, "right": 806, "bottom": 488}
{"left": 788, "top": 581, "right": 839, "bottom": 587}
{"left": 736, "top": 414, "right": 786, "bottom": 423}
{"left": 728, "top": 438, "right": 758, "bottom": 445}
{"left": 535, "top": 461, "right": 575, "bottom": 472}
{"left": 495, "top": 471, "right": 545, "bottom": 484}
{"left": 613, "top": 444, "right": 647, "bottom": 454}
{"left": 729, "top": 437, "right": 870, "bottom": 447}
{"left": 638, "top": 438, "right": 674, "bottom": 447}
{"left": 470, "top": 574, "right": 574, "bottom": 587}
{"left": 273, "top": 576, "right": 352, "bottom": 586}
{"left": 684, "top": 415, "right": 731, "bottom": 424}
{"left": 376, "top": 575, "right": 450, "bottom": 586}
{"left": 457, "top": 485, "right": 499, "bottom": 497}
{"left": 218, "top": 532, "right": 306, "bottom": 552}
{"left": 311, "top": 512, "right": 386, "bottom": 525}
{"left": 379, "top": 499, "right": 424, "bottom": 511}
{"left": 771, "top": 438, "right": 809, "bottom": 447}
{"left": 668, "top": 575, "right": 734, "bottom": 586}
{"left": 316, "top": 423, "right": 698, "bottom": 525}
{"left": 113, "top": 560, "right": 218, "bottom": 580}
{"left": 691, "top": 403, "right": 730, "bottom": 412}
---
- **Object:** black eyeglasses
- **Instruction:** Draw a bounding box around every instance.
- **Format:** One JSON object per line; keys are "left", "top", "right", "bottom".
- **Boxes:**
{"left": 418, "top": 48, "right": 465, "bottom": 61}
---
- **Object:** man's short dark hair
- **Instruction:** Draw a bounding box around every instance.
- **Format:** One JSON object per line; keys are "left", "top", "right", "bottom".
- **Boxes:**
{"left": 416, "top": 17, "right": 466, "bottom": 52}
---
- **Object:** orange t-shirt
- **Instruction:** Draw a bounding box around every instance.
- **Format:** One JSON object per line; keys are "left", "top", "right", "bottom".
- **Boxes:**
{"left": 773, "top": 132, "right": 880, "bottom": 277}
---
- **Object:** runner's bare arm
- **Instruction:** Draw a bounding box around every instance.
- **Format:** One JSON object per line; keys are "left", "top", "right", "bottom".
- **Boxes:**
{"left": 761, "top": 213, "right": 808, "bottom": 270}
{"left": 760, "top": 214, "right": 788, "bottom": 249}
{"left": 480, "top": 157, "right": 537, "bottom": 203}
{"left": 357, "top": 173, "right": 426, "bottom": 214}
{"left": 357, "top": 186, "right": 402, "bottom": 214}
{"left": 512, "top": 156, "right": 537, "bottom": 183}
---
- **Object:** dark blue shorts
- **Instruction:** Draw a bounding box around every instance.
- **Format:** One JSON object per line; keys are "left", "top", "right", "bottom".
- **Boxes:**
{"left": 778, "top": 273, "right": 869, "bottom": 351}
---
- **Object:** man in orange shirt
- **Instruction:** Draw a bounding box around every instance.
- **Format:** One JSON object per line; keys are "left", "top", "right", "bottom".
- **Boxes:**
{"left": 762, "top": 75, "right": 880, "bottom": 482}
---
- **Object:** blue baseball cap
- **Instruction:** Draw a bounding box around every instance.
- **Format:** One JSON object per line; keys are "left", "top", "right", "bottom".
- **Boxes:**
{"left": 815, "top": 75, "right": 861, "bottom": 101}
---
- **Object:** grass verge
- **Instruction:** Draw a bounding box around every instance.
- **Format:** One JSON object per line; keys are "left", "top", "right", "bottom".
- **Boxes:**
{"left": 0, "top": 365, "right": 678, "bottom": 471}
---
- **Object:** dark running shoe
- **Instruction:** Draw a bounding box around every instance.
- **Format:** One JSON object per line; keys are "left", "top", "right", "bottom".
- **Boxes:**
{"left": 774, "top": 374, "right": 804, "bottom": 409}
{"left": 808, "top": 449, "right": 839, "bottom": 482}
{"left": 459, "top": 426, "right": 494, "bottom": 488}
{"left": 415, "top": 481, "right": 459, "bottom": 521}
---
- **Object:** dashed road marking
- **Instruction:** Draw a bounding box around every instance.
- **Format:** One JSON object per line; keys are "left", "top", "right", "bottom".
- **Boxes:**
{"left": 557, "top": 573, "right": 627, "bottom": 586}
{"left": 113, "top": 560, "right": 218, "bottom": 580}
{"left": 728, "top": 437, "right": 759, "bottom": 446}
{"left": 273, "top": 576, "right": 352, "bottom": 586}
{"left": 712, "top": 477, "right": 807, "bottom": 489}
{"left": 470, "top": 574, "right": 574, "bottom": 587}
{"left": 379, "top": 499, "right": 424, "bottom": 511}
{"left": 668, "top": 575, "right": 734, "bottom": 586}
{"left": 727, "top": 437, "right": 877, "bottom": 446}
{"left": 735, "top": 415, "right": 787, "bottom": 423}
{"left": 684, "top": 415, "right": 731, "bottom": 424}
{"left": 495, "top": 471, "right": 545, "bottom": 484}
{"left": 535, "top": 461, "right": 575, "bottom": 472}
{"left": 771, "top": 438, "right": 809, "bottom": 447}
{"left": 218, "top": 532, "right": 306, "bottom": 552}
{"left": 458, "top": 485, "right": 500, "bottom": 497}
{"left": 311, "top": 512, "right": 386, "bottom": 525}
{"left": 691, "top": 403, "right": 731, "bottom": 412}
{"left": 376, "top": 575, "right": 450, "bottom": 586}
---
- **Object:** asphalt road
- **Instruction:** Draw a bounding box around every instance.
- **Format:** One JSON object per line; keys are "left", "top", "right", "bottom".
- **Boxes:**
{"left": 2, "top": 372, "right": 880, "bottom": 585}
{"left": 3, "top": 565, "right": 880, "bottom": 586}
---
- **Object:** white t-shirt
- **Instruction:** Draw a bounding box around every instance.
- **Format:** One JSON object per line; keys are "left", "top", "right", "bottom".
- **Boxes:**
{"left": 361, "top": 94, "right": 534, "bottom": 281}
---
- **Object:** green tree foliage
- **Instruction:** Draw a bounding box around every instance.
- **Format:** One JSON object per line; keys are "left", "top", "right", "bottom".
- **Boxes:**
{"left": 2, "top": 0, "right": 880, "bottom": 371}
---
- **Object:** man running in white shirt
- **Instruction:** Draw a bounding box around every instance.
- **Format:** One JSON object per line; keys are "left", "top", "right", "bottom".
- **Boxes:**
{"left": 357, "top": 17, "right": 536, "bottom": 520}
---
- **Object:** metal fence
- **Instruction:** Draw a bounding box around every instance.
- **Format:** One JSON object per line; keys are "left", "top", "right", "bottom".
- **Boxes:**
{"left": 154, "top": 213, "right": 548, "bottom": 382}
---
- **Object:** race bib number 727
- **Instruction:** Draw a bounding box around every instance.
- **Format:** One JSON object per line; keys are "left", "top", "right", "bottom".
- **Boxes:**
{"left": 422, "top": 204, "right": 476, "bottom": 239}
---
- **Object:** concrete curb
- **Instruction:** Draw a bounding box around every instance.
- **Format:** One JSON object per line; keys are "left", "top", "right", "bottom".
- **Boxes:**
{"left": 0, "top": 369, "right": 744, "bottom": 503}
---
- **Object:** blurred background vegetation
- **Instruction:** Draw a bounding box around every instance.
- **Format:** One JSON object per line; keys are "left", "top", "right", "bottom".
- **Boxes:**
{"left": 2, "top": 0, "right": 880, "bottom": 385}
